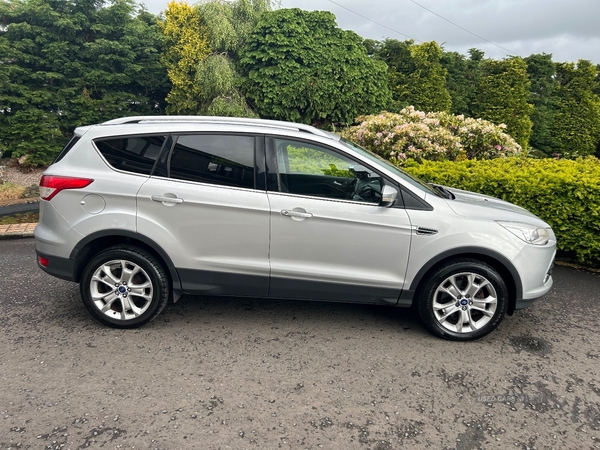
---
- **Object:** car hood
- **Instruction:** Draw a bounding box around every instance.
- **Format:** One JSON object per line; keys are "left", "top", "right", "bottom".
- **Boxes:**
{"left": 443, "top": 186, "right": 547, "bottom": 225}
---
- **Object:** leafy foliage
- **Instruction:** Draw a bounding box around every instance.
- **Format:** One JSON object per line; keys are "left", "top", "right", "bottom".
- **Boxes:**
{"left": 440, "top": 49, "right": 482, "bottom": 116}
{"left": 341, "top": 108, "right": 521, "bottom": 165}
{"left": 548, "top": 60, "right": 600, "bottom": 158}
{"left": 196, "top": 54, "right": 257, "bottom": 117}
{"left": 470, "top": 57, "right": 533, "bottom": 148}
{"left": 198, "top": 0, "right": 273, "bottom": 57}
{"left": 404, "top": 157, "right": 600, "bottom": 265}
{"left": 196, "top": 0, "right": 274, "bottom": 117}
{"left": 0, "top": 0, "right": 169, "bottom": 166}
{"left": 2, "top": 0, "right": 600, "bottom": 166}
{"left": 525, "top": 53, "right": 558, "bottom": 156}
{"left": 161, "top": 0, "right": 271, "bottom": 117}
{"left": 238, "top": 8, "right": 391, "bottom": 127}
{"left": 372, "top": 39, "right": 451, "bottom": 113}
{"left": 159, "top": 1, "right": 210, "bottom": 114}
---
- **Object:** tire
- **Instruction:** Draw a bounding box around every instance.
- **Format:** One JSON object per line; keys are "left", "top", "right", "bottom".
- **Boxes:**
{"left": 416, "top": 259, "right": 508, "bottom": 341}
{"left": 80, "top": 246, "right": 169, "bottom": 328}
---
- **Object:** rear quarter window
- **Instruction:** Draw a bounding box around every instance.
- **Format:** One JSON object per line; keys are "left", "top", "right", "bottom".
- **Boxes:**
{"left": 53, "top": 136, "right": 81, "bottom": 164}
{"left": 95, "top": 135, "right": 167, "bottom": 175}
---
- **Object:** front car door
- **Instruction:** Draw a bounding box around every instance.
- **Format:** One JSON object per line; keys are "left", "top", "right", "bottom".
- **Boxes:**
{"left": 266, "top": 137, "right": 412, "bottom": 305}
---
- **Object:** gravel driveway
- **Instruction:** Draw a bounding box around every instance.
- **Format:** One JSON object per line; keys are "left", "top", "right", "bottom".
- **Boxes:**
{"left": 1, "top": 239, "right": 599, "bottom": 449}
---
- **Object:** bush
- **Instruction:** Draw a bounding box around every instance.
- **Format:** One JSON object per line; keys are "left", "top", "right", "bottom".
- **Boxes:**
{"left": 403, "top": 157, "right": 600, "bottom": 265}
{"left": 341, "top": 108, "right": 522, "bottom": 165}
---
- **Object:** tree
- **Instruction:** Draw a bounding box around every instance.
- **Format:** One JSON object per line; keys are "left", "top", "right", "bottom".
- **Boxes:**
{"left": 405, "top": 41, "right": 451, "bottom": 112}
{"left": 238, "top": 8, "right": 391, "bottom": 126}
{"left": 549, "top": 60, "right": 600, "bottom": 158}
{"left": 195, "top": 54, "right": 257, "bottom": 117}
{"left": 471, "top": 57, "right": 533, "bottom": 149}
{"left": 440, "top": 49, "right": 483, "bottom": 116}
{"left": 198, "top": 0, "right": 273, "bottom": 58}
{"left": 0, "top": 0, "right": 169, "bottom": 166}
{"left": 594, "top": 63, "right": 600, "bottom": 97}
{"left": 370, "top": 39, "right": 414, "bottom": 111}
{"left": 372, "top": 39, "right": 451, "bottom": 112}
{"left": 160, "top": 0, "right": 272, "bottom": 117}
{"left": 524, "top": 53, "right": 558, "bottom": 155}
{"left": 195, "top": 0, "right": 273, "bottom": 117}
{"left": 159, "top": 1, "right": 210, "bottom": 114}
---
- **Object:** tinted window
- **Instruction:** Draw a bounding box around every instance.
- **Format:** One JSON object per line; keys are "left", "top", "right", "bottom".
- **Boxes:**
{"left": 96, "top": 135, "right": 166, "bottom": 175}
{"left": 169, "top": 134, "right": 255, "bottom": 189}
{"left": 274, "top": 138, "right": 383, "bottom": 203}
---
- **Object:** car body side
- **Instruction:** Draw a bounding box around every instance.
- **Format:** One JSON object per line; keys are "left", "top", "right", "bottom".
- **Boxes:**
{"left": 34, "top": 121, "right": 556, "bottom": 318}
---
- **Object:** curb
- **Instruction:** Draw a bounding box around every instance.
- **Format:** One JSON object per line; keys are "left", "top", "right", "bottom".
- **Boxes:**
{"left": 0, "top": 223, "right": 36, "bottom": 240}
{"left": 0, "top": 200, "right": 39, "bottom": 239}
{"left": 0, "top": 201, "right": 39, "bottom": 218}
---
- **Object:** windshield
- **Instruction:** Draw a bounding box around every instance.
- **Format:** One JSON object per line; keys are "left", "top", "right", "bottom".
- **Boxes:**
{"left": 340, "top": 138, "right": 441, "bottom": 197}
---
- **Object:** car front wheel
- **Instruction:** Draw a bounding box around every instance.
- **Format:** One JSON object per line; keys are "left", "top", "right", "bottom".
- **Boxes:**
{"left": 417, "top": 259, "right": 509, "bottom": 341}
{"left": 80, "top": 246, "right": 169, "bottom": 328}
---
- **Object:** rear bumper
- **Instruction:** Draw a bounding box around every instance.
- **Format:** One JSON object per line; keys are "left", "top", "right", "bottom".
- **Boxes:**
{"left": 36, "top": 251, "right": 75, "bottom": 282}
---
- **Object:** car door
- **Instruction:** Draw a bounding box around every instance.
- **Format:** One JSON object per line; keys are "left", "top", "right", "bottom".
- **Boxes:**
{"left": 137, "top": 133, "right": 271, "bottom": 296}
{"left": 266, "top": 137, "right": 412, "bottom": 305}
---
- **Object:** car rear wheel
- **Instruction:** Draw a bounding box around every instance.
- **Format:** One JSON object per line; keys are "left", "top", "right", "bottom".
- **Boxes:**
{"left": 417, "top": 259, "right": 508, "bottom": 341}
{"left": 80, "top": 246, "right": 169, "bottom": 328}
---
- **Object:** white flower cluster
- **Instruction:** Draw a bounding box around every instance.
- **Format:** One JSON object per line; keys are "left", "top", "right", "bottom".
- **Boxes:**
{"left": 342, "top": 107, "right": 522, "bottom": 165}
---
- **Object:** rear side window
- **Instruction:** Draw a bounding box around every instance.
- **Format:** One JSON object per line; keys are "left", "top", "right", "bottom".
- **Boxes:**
{"left": 95, "top": 135, "right": 167, "bottom": 175}
{"left": 169, "top": 134, "right": 255, "bottom": 189}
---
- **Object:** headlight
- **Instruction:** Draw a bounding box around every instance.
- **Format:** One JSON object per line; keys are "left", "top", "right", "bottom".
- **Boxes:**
{"left": 497, "top": 221, "right": 550, "bottom": 245}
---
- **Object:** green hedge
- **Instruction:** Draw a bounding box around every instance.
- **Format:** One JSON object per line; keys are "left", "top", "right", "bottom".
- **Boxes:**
{"left": 403, "top": 157, "right": 600, "bottom": 265}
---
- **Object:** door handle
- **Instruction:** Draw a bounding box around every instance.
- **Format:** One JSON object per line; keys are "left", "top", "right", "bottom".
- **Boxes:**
{"left": 281, "top": 209, "right": 313, "bottom": 219}
{"left": 151, "top": 195, "right": 184, "bottom": 204}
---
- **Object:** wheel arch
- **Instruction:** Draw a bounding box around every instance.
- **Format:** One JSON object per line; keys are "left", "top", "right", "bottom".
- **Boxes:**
{"left": 407, "top": 247, "right": 522, "bottom": 316}
{"left": 69, "top": 230, "right": 182, "bottom": 294}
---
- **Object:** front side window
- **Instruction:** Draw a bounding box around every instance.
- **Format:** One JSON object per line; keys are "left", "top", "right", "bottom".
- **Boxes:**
{"left": 274, "top": 138, "right": 383, "bottom": 203}
{"left": 95, "top": 135, "right": 166, "bottom": 175}
{"left": 340, "top": 138, "right": 442, "bottom": 197}
{"left": 169, "top": 134, "right": 255, "bottom": 189}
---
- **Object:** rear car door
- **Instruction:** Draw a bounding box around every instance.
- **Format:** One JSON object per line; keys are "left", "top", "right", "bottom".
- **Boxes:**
{"left": 137, "top": 133, "right": 271, "bottom": 296}
{"left": 266, "top": 137, "right": 412, "bottom": 305}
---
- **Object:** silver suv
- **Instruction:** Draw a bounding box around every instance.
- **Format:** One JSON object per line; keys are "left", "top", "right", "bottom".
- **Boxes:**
{"left": 35, "top": 116, "right": 556, "bottom": 340}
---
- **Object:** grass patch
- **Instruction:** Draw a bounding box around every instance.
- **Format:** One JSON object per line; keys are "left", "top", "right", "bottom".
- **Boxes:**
{"left": 0, "top": 182, "right": 26, "bottom": 201}
{"left": 0, "top": 211, "right": 39, "bottom": 225}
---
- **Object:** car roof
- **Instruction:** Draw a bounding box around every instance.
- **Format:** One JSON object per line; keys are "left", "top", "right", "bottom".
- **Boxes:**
{"left": 93, "top": 115, "right": 340, "bottom": 141}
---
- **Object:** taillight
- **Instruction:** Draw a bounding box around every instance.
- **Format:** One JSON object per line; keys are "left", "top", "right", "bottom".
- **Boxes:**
{"left": 39, "top": 175, "right": 94, "bottom": 201}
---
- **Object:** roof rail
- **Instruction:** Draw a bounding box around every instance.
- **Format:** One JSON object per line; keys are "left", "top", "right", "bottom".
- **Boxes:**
{"left": 101, "top": 115, "right": 339, "bottom": 140}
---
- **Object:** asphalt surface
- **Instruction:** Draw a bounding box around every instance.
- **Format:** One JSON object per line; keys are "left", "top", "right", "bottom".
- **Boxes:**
{"left": 1, "top": 239, "right": 599, "bottom": 450}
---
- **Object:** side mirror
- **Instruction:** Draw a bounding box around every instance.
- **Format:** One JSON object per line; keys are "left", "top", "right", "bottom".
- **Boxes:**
{"left": 380, "top": 185, "right": 398, "bottom": 207}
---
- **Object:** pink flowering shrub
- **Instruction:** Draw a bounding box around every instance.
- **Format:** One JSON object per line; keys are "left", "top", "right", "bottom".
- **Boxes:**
{"left": 341, "top": 107, "right": 522, "bottom": 165}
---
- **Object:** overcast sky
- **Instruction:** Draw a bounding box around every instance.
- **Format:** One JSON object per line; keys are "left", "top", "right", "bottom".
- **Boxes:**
{"left": 141, "top": 0, "right": 600, "bottom": 64}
